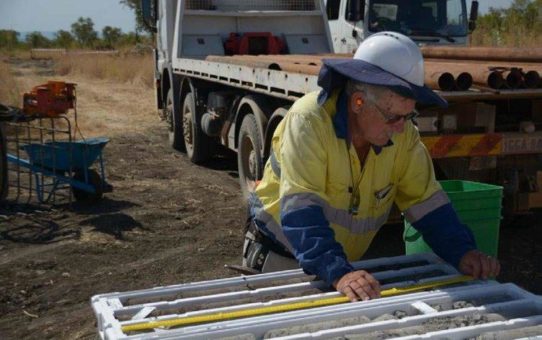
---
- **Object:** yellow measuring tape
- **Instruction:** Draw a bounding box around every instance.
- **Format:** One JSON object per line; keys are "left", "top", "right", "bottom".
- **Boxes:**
{"left": 122, "top": 275, "right": 472, "bottom": 332}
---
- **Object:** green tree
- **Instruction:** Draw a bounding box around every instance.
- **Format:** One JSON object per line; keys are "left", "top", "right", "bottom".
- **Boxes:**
{"left": 118, "top": 31, "right": 139, "bottom": 46}
{"left": 71, "top": 17, "right": 98, "bottom": 47}
{"left": 532, "top": 0, "right": 542, "bottom": 32}
{"left": 523, "top": 0, "right": 541, "bottom": 29}
{"left": 120, "top": 0, "right": 150, "bottom": 34}
{"left": 54, "top": 30, "right": 75, "bottom": 48}
{"left": 0, "top": 30, "right": 19, "bottom": 49}
{"left": 102, "top": 26, "right": 123, "bottom": 48}
{"left": 25, "top": 31, "right": 51, "bottom": 48}
{"left": 472, "top": 0, "right": 542, "bottom": 46}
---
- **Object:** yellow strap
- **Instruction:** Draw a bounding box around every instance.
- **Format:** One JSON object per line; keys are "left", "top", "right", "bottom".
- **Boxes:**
{"left": 122, "top": 275, "right": 472, "bottom": 332}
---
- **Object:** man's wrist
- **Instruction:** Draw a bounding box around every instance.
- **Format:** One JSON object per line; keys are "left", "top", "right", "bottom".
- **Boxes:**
{"left": 327, "top": 265, "right": 353, "bottom": 287}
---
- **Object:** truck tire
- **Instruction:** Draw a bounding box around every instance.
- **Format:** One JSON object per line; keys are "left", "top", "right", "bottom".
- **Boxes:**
{"left": 165, "top": 88, "right": 185, "bottom": 151}
{"left": 182, "top": 92, "right": 211, "bottom": 164}
{"left": 238, "top": 114, "right": 263, "bottom": 197}
{"left": 0, "top": 124, "right": 7, "bottom": 202}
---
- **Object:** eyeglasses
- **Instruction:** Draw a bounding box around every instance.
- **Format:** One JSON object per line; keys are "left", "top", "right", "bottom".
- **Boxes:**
{"left": 368, "top": 98, "right": 419, "bottom": 125}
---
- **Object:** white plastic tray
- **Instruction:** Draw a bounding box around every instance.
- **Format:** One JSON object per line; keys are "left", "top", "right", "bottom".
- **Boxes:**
{"left": 90, "top": 253, "right": 542, "bottom": 339}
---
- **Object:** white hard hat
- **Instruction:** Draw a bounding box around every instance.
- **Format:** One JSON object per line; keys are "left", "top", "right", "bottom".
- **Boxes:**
{"left": 354, "top": 32, "right": 424, "bottom": 87}
{"left": 318, "top": 31, "right": 447, "bottom": 108}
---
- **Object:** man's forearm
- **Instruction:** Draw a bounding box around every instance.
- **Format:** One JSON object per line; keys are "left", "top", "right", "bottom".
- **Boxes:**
{"left": 411, "top": 203, "right": 477, "bottom": 268}
{"left": 281, "top": 205, "right": 354, "bottom": 285}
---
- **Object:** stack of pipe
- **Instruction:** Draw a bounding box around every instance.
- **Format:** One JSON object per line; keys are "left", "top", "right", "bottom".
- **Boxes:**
{"left": 206, "top": 54, "right": 328, "bottom": 75}
{"left": 206, "top": 47, "right": 542, "bottom": 91}
{"left": 421, "top": 46, "right": 542, "bottom": 90}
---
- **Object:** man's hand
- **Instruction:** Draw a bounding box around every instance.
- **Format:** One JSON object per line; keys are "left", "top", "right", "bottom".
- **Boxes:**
{"left": 458, "top": 249, "right": 500, "bottom": 280}
{"left": 333, "top": 270, "right": 381, "bottom": 302}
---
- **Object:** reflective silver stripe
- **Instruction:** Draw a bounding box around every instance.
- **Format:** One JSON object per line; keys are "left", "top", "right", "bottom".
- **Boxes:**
{"left": 281, "top": 192, "right": 386, "bottom": 235}
{"left": 269, "top": 149, "right": 281, "bottom": 178}
{"left": 404, "top": 190, "right": 450, "bottom": 223}
{"left": 248, "top": 191, "right": 262, "bottom": 212}
{"left": 255, "top": 209, "right": 295, "bottom": 254}
{"left": 251, "top": 192, "right": 295, "bottom": 253}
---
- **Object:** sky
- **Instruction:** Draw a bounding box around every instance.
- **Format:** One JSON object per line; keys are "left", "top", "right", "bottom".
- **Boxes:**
{"left": 0, "top": 0, "right": 136, "bottom": 34}
{"left": 0, "top": 0, "right": 516, "bottom": 34}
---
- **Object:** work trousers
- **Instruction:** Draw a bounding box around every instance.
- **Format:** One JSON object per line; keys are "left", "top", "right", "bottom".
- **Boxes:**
{"left": 242, "top": 217, "right": 298, "bottom": 273}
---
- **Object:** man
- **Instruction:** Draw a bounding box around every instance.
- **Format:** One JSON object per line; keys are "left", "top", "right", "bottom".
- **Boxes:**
{"left": 243, "top": 32, "right": 500, "bottom": 302}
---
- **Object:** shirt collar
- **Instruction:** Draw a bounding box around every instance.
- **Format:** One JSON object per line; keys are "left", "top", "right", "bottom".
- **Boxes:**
{"left": 331, "top": 90, "right": 393, "bottom": 155}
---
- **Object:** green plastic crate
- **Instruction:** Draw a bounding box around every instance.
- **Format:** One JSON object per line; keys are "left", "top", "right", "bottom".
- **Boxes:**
{"left": 404, "top": 180, "right": 503, "bottom": 257}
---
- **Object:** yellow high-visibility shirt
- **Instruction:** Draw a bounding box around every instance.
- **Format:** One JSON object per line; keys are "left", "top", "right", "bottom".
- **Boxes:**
{"left": 250, "top": 89, "right": 448, "bottom": 275}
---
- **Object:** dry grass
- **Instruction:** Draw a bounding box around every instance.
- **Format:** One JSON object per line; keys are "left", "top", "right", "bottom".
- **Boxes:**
{"left": 0, "top": 58, "right": 22, "bottom": 106}
{"left": 54, "top": 52, "right": 154, "bottom": 88}
{"left": 470, "top": 28, "right": 542, "bottom": 47}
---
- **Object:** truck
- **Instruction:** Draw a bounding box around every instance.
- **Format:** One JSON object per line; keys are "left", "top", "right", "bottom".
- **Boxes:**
{"left": 323, "top": 0, "right": 475, "bottom": 53}
{"left": 141, "top": 0, "right": 542, "bottom": 215}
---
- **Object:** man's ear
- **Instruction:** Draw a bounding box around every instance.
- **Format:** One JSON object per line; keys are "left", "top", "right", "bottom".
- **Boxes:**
{"left": 349, "top": 92, "right": 364, "bottom": 114}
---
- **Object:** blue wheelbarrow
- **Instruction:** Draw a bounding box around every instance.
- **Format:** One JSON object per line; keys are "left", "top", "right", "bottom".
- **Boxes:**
{"left": 7, "top": 137, "right": 112, "bottom": 203}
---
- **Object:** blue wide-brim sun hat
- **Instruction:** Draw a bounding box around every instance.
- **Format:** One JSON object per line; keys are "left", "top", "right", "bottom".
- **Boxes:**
{"left": 317, "top": 58, "right": 448, "bottom": 108}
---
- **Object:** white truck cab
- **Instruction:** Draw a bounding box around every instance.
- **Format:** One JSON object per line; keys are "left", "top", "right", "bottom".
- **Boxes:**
{"left": 325, "top": 0, "right": 478, "bottom": 53}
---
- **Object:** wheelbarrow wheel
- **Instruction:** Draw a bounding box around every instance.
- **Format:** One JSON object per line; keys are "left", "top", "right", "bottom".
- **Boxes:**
{"left": 72, "top": 169, "right": 103, "bottom": 203}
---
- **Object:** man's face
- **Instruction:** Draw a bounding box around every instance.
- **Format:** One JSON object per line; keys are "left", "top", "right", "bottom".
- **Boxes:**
{"left": 353, "top": 91, "right": 416, "bottom": 146}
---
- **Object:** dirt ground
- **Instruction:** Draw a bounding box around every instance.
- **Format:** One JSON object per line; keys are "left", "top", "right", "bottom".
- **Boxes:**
{"left": 0, "top": 58, "right": 541, "bottom": 340}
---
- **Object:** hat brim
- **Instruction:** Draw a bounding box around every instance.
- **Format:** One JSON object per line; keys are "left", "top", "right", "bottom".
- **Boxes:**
{"left": 319, "top": 59, "right": 448, "bottom": 108}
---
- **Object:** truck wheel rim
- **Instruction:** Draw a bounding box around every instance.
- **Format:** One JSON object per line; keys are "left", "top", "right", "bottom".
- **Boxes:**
{"left": 241, "top": 135, "right": 256, "bottom": 180}
{"left": 166, "top": 98, "right": 174, "bottom": 135}
{"left": 183, "top": 104, "right": 193, "bottom": 150}
{"left": 248, "top": 149, "right": 257, "bottom": 179}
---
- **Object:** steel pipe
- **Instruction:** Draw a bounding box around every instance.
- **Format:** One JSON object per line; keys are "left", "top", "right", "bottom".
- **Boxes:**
{"left": 425, "top": 70, "right": 472, "bottom": 91}
{"left": 205, "top": 55, "right": 278, "bottom": 69}
{"left": 273, "top": 63, "right": 320, "bottom": 75}
{"left": 503, "top": 69, "right": 523, "bottom": 89}
{"left": 426, "top": 58, "right": 542, "bottom": 89}
{"left": 207, "top": 55, "right": 541, "bottom": 89}
{"left": 215, "top": 54, "right": 324, "bottom": 66}
{"left": 425, "top": 62, "right": 476, "bottom": 90}
{"left": 524, "top": 70, "right": 540, "bottom": 89}
{"left": 425, "top": 58, "right": 542, "bottom": 72}
{"left": 425, "top": 71, "right": 455, "bottom": 91}
{"left": 237, "top": 55, "right": 324, "bottom": 70}
{"left": 426, "top": 61, "right": 512, "bottom": 89}
{"left": 206, "top": 55, "right": 321, "bottom": 74}
{"left": 456, "top": 72, "right": 474, "bottom": 91}
{"left": 421, "top": 46, "right": 542, "bottom": 63}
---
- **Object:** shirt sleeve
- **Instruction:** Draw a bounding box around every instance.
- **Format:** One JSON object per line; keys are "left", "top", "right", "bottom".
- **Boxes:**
{"left": 411, "top": 203, "right": 477, "bottom": 268}
{"left": 394, "top": 123, "right": 476, "bottom": 267}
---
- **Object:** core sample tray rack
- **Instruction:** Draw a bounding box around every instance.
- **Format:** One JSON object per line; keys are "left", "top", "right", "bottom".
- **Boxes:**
{"left": 91, "top": 253, "right": 542, "bottom": 339}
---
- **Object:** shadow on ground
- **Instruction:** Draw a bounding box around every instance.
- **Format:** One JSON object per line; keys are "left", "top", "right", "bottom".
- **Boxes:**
{"left": 79, "top": 212, "right": 144, "bottom": 240}
{"left": 0, "top": 215, "right": 80, "bottom": 243}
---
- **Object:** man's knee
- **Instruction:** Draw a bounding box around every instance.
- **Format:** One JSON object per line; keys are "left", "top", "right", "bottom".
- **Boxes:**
{"left": 242, "top": 226, "right": 299, "bottom": 272}
{"left": 261, "top": 250, "right": 299, "bottom": 272}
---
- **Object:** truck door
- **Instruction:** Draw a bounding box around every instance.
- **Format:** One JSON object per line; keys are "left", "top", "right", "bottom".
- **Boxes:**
{"left": 156, "top": 0, "right": 176, "bottom": 74}
{"left": 326, "top": 0, "right": 366, "bottom": 53}
{"left": 342, "top": 0, "right": 366, "bottom": 53}
{"left": 325, "top": 0, "right": 344, "bottom": 52}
